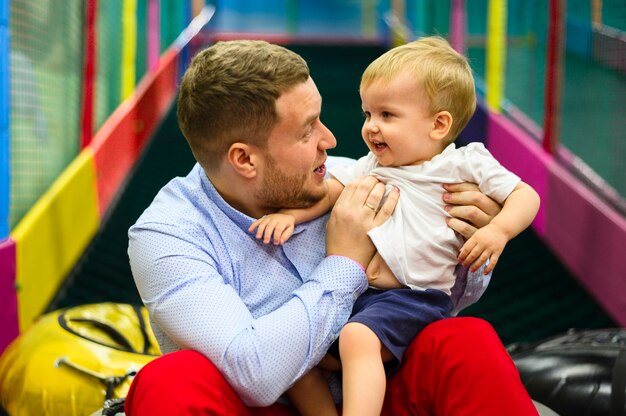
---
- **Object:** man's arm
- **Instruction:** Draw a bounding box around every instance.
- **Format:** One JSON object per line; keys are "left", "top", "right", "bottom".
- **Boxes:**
{"left": 128, "top": 177, "right": 397, "bottom": 406}
{"left": 129, "top": 222, "right": 367, "bottom": 406}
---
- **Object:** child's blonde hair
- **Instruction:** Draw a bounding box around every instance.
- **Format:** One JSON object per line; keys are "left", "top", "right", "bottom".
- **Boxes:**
{"left": 361, "top": 36, "right": 476, "bottom": 143}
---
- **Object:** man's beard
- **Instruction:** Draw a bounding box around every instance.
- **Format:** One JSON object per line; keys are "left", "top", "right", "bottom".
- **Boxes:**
{"left": 255, "top": 155, "right": 327, "bottom": 211}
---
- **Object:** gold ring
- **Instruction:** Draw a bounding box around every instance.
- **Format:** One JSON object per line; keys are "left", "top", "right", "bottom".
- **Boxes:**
{"left": 365, "top": 202, "right": 376, "bottom": 211}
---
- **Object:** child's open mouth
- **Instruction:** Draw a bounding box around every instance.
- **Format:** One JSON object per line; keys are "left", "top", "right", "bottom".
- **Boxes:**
{"left": 372, "top": 141, "right": 388, "bottom": 151}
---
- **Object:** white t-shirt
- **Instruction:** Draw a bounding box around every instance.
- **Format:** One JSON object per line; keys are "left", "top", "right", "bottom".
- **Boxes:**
{"left": 330, "top": 142, "right": 520, "bottom": 294}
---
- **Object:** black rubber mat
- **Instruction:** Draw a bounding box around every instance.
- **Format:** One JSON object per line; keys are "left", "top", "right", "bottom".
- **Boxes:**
{"left": 48, "top": 44, "right": 616, "bottom": 345}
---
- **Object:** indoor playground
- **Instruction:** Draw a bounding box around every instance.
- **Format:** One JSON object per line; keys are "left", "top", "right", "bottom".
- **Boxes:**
{"left": 0, "top": 0, "right": 624, "bottom": 415}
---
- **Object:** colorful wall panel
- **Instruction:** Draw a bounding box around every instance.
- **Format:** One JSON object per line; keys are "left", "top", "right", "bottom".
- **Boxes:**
{"left": 0, "top": 239, "right": 17, "bottom": 351}
{"left": 487, "top": 108, "right": 626, "bottom": 326}
{"left": 0, "top": 4, "right": 213, "bottom": 354}
{"left": 11, "top": 151, "right": 100, "bottom": 331}
{"left": 91, "top": 48, "right": 180, "bottom": 215}
{"left": 0, "top": 0, "right": 9, "bottom": 239}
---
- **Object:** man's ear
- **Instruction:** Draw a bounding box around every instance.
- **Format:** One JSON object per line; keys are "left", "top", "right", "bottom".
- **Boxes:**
{"left": 430, "top": 111, "right": 453, "bottom": 142}
{"left": 226, "top": 142, "right": 260, "bottom": 179}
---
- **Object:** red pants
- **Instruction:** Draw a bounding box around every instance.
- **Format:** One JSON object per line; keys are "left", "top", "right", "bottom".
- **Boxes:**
{"left": 125, "top": 317, "right": 537, "bottom": 415}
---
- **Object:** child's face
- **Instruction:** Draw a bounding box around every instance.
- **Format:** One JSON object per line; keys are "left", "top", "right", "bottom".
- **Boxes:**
{"left": 360, "top": 71, "right": 443, "bottom": 167}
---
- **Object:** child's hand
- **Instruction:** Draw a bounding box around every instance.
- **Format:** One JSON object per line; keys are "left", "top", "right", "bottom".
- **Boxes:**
{"left": 458, "top": 224, "right": 508, "bottom": 274}
{"left": 248, "top": 213, "right": 296, "bottom": 245}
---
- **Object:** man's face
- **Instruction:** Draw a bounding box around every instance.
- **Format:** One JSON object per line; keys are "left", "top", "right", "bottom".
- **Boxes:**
{"left": 255, "top": 77, "right": 337, "bottom": 210}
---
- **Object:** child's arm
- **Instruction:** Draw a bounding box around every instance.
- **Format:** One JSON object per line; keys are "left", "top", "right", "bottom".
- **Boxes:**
{"left": 249, "top": 178, "right": 345, "bottom": 244}
{"left": 458, "top": 181, "right": 540, "bottom": 274}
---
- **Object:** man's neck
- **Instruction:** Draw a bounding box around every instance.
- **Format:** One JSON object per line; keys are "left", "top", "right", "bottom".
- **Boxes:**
{"left": 208, "top": 172, "right": 267, "bottom": 219}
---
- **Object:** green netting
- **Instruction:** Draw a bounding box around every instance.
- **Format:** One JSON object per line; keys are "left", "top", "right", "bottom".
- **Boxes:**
{"left": 94, "top": 0, "right": 124, "bottom": 131}
{"left": 465, "top": 0, "right": 625, "bottom": 202}
{"left": 466, "top": 0, "right": 549, "bottom": 125}
{"left": 465, "top": 0, "right": 488, "bottom": 79}
{"left": 160, "top": 0, "right": 185, "bottom": 51}
{"left": 407, "top": 0, "right": 451, "bottom": 37}
{"left": 568, "top": 0, "right": 592, "bottom": 22}
{"left": 566, "top": 0, "right": 626, "bottom": 31}
{"left": 503, "top": 1, "right": 548, "bottom": 126}
{"left": 560, "top": 1, "right": 626, "bottom": 200}
{"left": 602, "top": 0, "right": 626, "bottom": 30}
{"left": 9, "top": 1, "right": 83, "bottom": 229}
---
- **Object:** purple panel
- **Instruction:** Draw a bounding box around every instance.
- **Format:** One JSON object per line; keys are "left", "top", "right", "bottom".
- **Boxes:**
{"left": 545, "top": 162, "right": 626, "bottom": 326}
{"left": 486, "top": 112, "right": 550, "bottom": 236}
{"left": 457, "top": 98, "right": 487, "bottom": 147}
{"left": 0, "top": 237, "right": 18, "bottom": 354}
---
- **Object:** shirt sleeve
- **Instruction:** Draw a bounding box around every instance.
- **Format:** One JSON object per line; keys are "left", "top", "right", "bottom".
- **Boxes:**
{"left": 329, "top": 153, "right": 375, "bottom": 185}
{"left": 449, "top": 143, "right": 513, "bottom": 312}
{"left": 462, "top": 143, "right": 521, "bottom": 203}
{"left": 128, "top": 222, "right": 367, "bottom": 406}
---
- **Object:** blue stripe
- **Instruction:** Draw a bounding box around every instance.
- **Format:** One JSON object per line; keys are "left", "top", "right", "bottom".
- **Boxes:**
{"left": 0, "top": 0, "right": 10, "bottom": 238}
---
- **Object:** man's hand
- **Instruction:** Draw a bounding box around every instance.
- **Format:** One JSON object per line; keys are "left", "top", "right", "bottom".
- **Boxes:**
{"left": 458, "top": 223, "right": 508, "bottom": 274}
{"left": 443, "top": 183, "right": 502, "bottom": 239}
{"left": 326, "top": 176, "right": 399, "bottom": 268}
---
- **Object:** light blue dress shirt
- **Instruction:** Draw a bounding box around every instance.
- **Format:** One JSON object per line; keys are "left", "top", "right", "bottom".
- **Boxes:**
{"left": 128, "top": 156, "right": 489, "bottom": 406}
{"left": 128, "top": 161, "right": 368, "bottom": 406}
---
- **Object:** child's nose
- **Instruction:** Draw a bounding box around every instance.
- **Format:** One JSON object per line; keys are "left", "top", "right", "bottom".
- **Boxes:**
{"left": 365, "top": 118, "right": 379, "bottom": 132}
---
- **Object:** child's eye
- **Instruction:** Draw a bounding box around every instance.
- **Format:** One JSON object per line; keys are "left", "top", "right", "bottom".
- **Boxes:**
{"left": 381, "top": 111, "right": 391, "bottom": 118}
{"left": 361, "top": 111, "right": 370, "bottom": 119}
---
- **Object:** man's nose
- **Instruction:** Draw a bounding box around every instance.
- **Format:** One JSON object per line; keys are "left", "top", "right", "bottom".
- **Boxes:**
{"left": 319, "top": 122, "right": 337, "bottom": 149}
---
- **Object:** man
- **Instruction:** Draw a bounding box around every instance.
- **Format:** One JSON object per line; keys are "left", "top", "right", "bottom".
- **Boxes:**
{"left": 125, "top": 40, "right": 537, "bottom": 415}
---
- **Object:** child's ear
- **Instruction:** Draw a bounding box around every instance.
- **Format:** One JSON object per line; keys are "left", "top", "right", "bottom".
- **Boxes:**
{"left": 227, "top": 142, "right": 259, "bottom": 179}
{"left": 430, "top": 111, "right": 453, "bottom": 142}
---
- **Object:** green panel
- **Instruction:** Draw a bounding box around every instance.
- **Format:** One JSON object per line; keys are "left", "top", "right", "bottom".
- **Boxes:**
{"left": 560, "top": 51, "right": 626, "bottom": 198}
{"left": 9, "top": 1, "right": 83, "bottom": 228}
{"left": 603, "top": 0, "right": 626, "bottom": 30}
{"left": 95, "top": 0, "right": 123, "bottom": 130}
{"left": 568, "top": 0, "right": 592, "bottom": 22}
{"left": 160, "top": 0, "right": 185, "bottom": 52}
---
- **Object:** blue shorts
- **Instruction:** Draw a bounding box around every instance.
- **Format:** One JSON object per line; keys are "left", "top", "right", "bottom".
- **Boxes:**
{"left": 329, "top": 288, "right": 453, "bottom": 372}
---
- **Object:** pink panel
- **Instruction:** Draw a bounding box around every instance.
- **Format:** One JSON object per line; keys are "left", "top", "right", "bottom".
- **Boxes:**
{"left": 486, "top": 111, "right": 626, "bottom": 326}
{"left": 0, "top": 238, "right": 18, "bottom": 354}
{"left": 487, "top": 112, "right": 551, "bottom": 236}
{"left": 449, "top": 0, "right": 466, "bottom": 56}
{"left": 148, "top": 0, "right": 160, "bottom": 71}
{"left": 544, "top": 162, "right": 626, "bottom": 326}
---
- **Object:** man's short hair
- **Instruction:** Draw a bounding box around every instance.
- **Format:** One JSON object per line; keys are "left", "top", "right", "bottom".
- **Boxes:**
{"left": 361, "top": 36, "right": 476, "bottom": 143}
{"left": 177, "top": 40, "right": 310, "bottom": 171}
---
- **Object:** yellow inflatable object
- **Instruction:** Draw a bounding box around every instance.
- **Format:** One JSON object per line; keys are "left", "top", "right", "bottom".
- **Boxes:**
{"left": 0, "top": 303, "right": 161, "bottom": 416}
